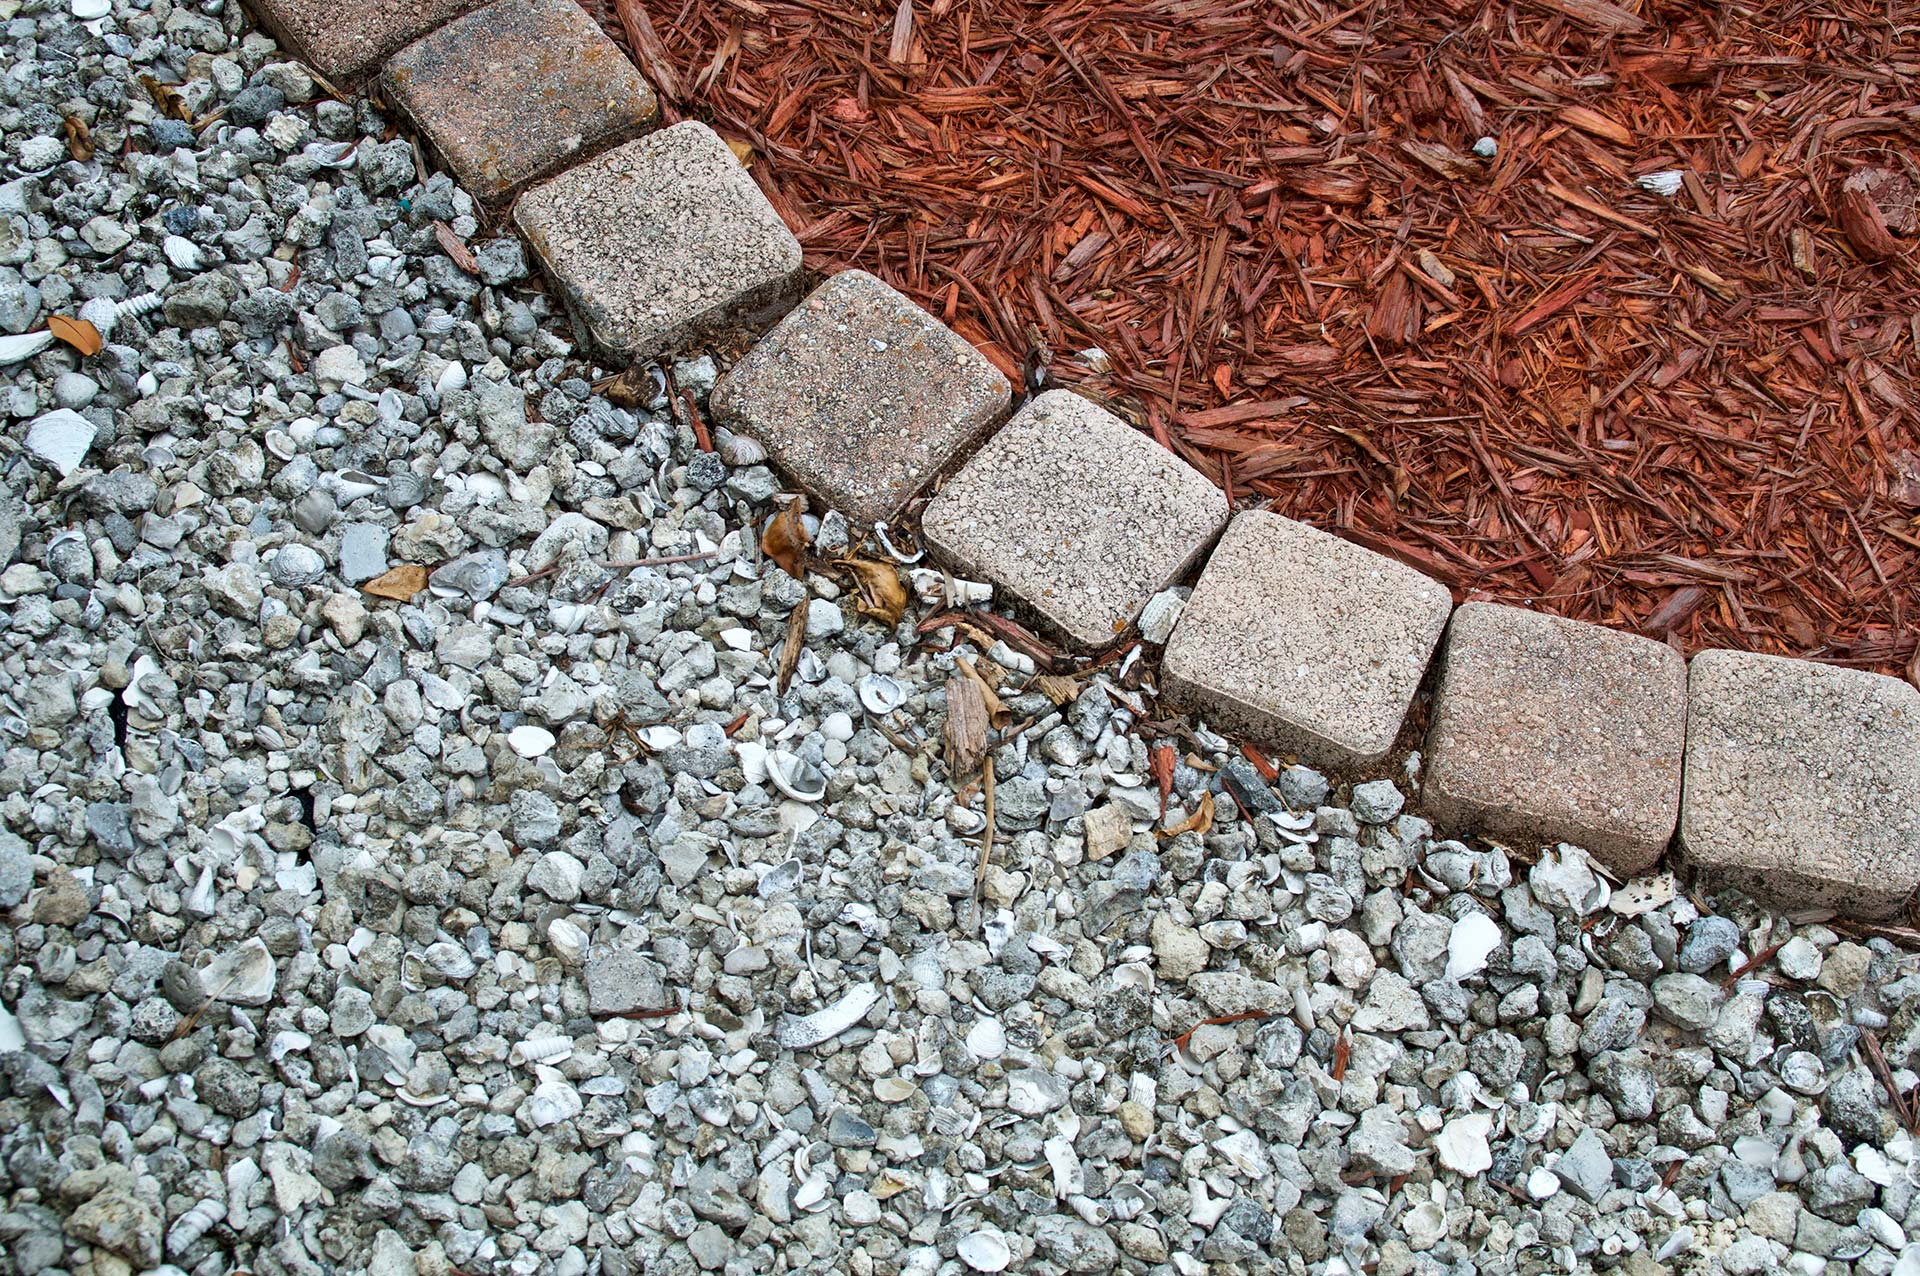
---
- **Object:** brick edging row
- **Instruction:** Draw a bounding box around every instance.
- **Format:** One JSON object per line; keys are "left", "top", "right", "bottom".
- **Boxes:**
{"left": 242, "top": 0, "right": 1920, "bottom": 921}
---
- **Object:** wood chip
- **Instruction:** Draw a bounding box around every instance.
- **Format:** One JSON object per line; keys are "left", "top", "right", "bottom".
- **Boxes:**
{"left": 944, "top": 673, "right": 988, "bottom": 778}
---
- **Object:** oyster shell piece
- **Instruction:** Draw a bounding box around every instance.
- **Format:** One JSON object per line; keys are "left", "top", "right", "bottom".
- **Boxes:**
{"left": 776, "top": 983, "right": 880, "bottom": 1049}
{"left": 965, "top": 1017, "right": 1006, "bottom": 1060}
{"left": 858, "top": 672, "right": 907, "bottom": 715}
{"left": 958, "top": 1230, "right": 1012, "bottom": 1273}
{"left": 200, "top": 937, "right": 276, "bottom": 1006}
{"left": 1137, "top": 587, "right": 1189, "bottom": 643}
{"left": 766, "top": 750, "right": 827, "bottom": 803}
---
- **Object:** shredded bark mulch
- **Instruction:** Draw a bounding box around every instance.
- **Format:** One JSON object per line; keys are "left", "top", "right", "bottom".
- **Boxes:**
{"left": 578, "top": 0, "right": 1920, "bottom": 678}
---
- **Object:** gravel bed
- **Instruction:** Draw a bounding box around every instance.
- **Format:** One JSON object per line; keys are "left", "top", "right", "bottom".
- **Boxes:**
{"left": 2, "top": 4, "right": 1919, "bottom": 1276}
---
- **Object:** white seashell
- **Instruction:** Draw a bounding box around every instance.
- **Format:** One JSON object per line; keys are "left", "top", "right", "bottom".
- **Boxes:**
{"left": 1445, "top": 911, "right": 1503, "bottom": 981}
{"left": 957, "top": 1230, "right": 1012, "bottom": 1273}
{"left": 874, "top": 521, "right": 925, "bottom": 564}
{"left": 756, "top": 858, "right": 803, "bottom": 897}
{"left": 72, "top": 0, "right": 112, "bottom": 19}
{"left": 1654, "top": 1226, "right": 1693, "bottom": 1262}
{"left": 1109, "top": 1183, "right": 1151, "bottom": 1221}
{"left": 766, "top": 750, "right": 827, "bottom": 803}
{"left": 507, "top": 725, "right": 555, "bottom": 758}
{"left": 719, "top": 627, "right": 752, "bottom": 651}
{"left": 419, "top": 941, "right": 476, "bottom": 980}
{"left": 201, "top": 937, "right": 276, "bottom": 1006}
{"left": 1635, "top": 170, "right": 1685, "bottom": 197}
{"left": 525, "top": 1076, "right": 582, "bottom": 1127}
{"left": 1472, "top": 135, "right": 1498, "bottom": 158}
{"left": 1136, "top": 587, "right": 1189, "bottom": 644}
{"left": 858, "top": 672, "right": 907, "bottom": 715}
{"left": 162, "top": 235, "right": 203, "bottom": 269}
{"left": 713, "top": 428, "right": 767, "bottom": 466}
{"left": 1435, "top": 1112, "right": 1494, "bottom": 1175}
{"left": 1111, "top": 961, "right": 1154, "bottom": 994}
{"left": 548, "top": 918, "right": 589, "bottom": 963}
{"left": 25, "top": 408, "right": 97, "bottom": 477}
{"left": 269, "top": 1030, "right": 310, "bottom": 1061}
{"left": 873, "top": 1077, "right": 916, "bottom": 1102}
{"left": 793, "top": 1171, "right": 832, "bottom": 1212}
{"left": 776, "top": 983, "right": 880, "bottom": 1049}
{"left": 0, "top": 330, "right": 53, "bottom": 365}
{"left": 1213, "top": 1128, "right": 1270, "bottom": 1178}
{"left": 303, "top": 140, "right": 358, "bottom": 168}
{"left": 510, "top": 1034, "right": 574, "bottom": 1068}
{"left": 637, "top": 725, "right": 681, "bottom": 751}
{"left": 965, "top": 1017, "right": 1006, "bottom": 1060}
{"left": 1045, "top": 1134, "right": 1084, "bottom": 1197}
{"left": 1609, "top": 871, "right": 1675, "bottom": 917}
{"left": 436, "top": 361, "right": 468, "bottom": 396}
{"left": 167, "top": 1198, "right": 225, "bottom": 1257}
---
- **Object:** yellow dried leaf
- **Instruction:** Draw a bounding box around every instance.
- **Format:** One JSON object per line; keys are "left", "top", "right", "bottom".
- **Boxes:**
{"left": 62, "top": 116, "right": 93, "bottom": 162}
{"left": 725, "top": 138, "right": 754, "bottom": 167}
{"left": 1158, "top": 791, "right": 1215, "bottom": 839}
{"left": 47, "top": 315, "right": 102, "bottom": 356}
{"left": 778, "top": 597, "right": 809, "bottom": 695}
{"left": 836, "top": 556, "right": 908, "bottom": 627}
{"left": 139, "top": 75, "right": 192, "bottom": 122}
{"left": 360, "top": 564, "right": 430, "bottom": 601}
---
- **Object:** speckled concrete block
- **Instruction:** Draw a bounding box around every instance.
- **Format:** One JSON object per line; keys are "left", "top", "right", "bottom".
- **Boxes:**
{"left": 710, "top": 271, "right": 1010, "bottom": 526}
{"left": 514, "top": 123, "right": 803, "bottom": 362}
{"left": 382, "top": 0, "right": 658, "bottom": 209}
{"left": 922, "top": 390, "right": 1227, "bottom": 649}
{"left": 1162, "top": 511, "right": 1451, "bottom": 770}
{"left": 1422, "top": 603, "right": 1686, "bottom": 873}
{"left": 244, "top": 0, "right": 486, "bottom": 85}
{"left": 1679, "top": 650, "right": 1920, "bottom": 918}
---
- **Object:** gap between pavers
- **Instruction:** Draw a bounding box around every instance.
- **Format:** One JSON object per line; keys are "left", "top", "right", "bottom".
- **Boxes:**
{"left": 1161, "top": 510, "right": 1452, "bottom": 771}
{"left": 922, "top": 390, "right": 1228, "bottom": 650}
{"left": 380, "top": 0, "right": 659, "bottom": 212}
{"left": 1679, "top": 649, "right": 1920, "bottom": 919}
{"left": 514, "top": 122, "right": 804, "bottom": 365}
{"left": 242, "top": 0, "right": 489, "bottom": 87}
{"left": 1420, "top": 602, "right": 1688, "bottom": 877}
{"left": 709, "top": 269, "right": 1011, "bottom": 528}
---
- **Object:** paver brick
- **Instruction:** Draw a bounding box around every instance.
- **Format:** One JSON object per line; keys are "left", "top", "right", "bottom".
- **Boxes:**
{"left": 382, "top": 0, "right": 658, "bottom": 209}
{"left": 1161, "top": 511, "right": 1451, "bottom": 770}
{"left": 514, "top": 122, "right": 803, "bottom": 363}
{"left": 1679, "top": 650, "right": 1920, "bottom": 918}
{"left": 922, "top": 390, "right": 1227, "bottom": 649}
{"left": 709, "top": 270, "right": 1010, "bottom": 526}
{"left": 243, "top": 0, "right": 487, "bottom": 86}
{"left": 1421, "top": 603, "right": 1686, "bottom": 873}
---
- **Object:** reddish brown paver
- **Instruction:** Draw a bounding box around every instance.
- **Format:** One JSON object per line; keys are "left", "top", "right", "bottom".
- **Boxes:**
{"left": 1679, "top": 650, "right": 1920, "bottom": 919}
{"left": 243, "top": 0, "right": 486, "bottom": 85}
{"left": 710, "top": 270, "right": 1010, "bottom": 527}
{"left": 383, "top": 0, "right": 657, "bottom": 209}
{"left": 1421, "top": 603, "right": 1688, "bottom": 874}
{"left": 922, "top": 390, "right": 1228, "bottom": 650}
{"left": 1161, "top": 511, "right": 1452, "bottom": 770}
{"left": 514, "top": 123, "right": 804, "bottom": 363}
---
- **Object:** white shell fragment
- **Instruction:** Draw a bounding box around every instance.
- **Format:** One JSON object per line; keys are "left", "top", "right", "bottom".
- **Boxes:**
{"left": 965, "top": 1017, "right": 1006, "bottom": 1060}
{"left": 957, "top": 1230, "right": 1012, "bottom": 1273}
{"left": 1609, "top": 871, "right": 1676, "bottom": 917}
{"left": 1446, "top": 911, "right": 1503, "bottom": 981}
{"left": 858, "top": 672, "right": 907, "bottom": 715}
{"left": 1436, "top": 1112, "right": 1494, "bottom": 1176}
{"left": 547, "top": 918, "right": 589, "bottom": 963}
{"left": 201, "top": 938, "right": 277, "bottom": 1006}
{"left": 163, "top": 234, "right": 204, "bottom": 269}
{"left": 507, "top": 725, "right": 556, "bottom": 758}
{"left": 72, "top": 0, "right": 111, "bottom": 17}
{"left": 1137, "top": 587, "right": 1189, "bottom": 644}
{"left": 1635, "top": 169, "right": 1685, "bottom": 197}
{"left": 1213, "top": 1128, "right": 1270, "bottom": 1178}
{"left": 766, "top": 750, "right": 827, "bottom": 803}
{"left": 526, "top": 1073, "right": 582, "bottom": 1127}
{"left": 1472, "top": 135, "right": 1498, "bottom": 158}
{"left": 25, "top": 409, "right": 98, "bottom": 477}
{"left": 777, "top": 983, "right": 880, "bottom": 1049}
{"left": 0, "top": 330, "right": 54, "bottom": 366}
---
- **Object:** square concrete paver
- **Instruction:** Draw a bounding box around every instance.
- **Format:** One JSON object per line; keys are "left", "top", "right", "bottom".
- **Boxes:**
{"left": 1162, "top": 511, "right": 1452, "bottom": 770}
{"left": 1421, "top": 603, "right": 1687, "bottom": 873}
{"left": 922, "top": 390, "right": 1227, "bottom": 649}
{"left": 1679, "top": 650, "right": 1920, "bottom": 918}
{"left": 709, "top": 270, "right": 1010, "bottom": 526}
{"left": 514, "top": 122, "right": 803, "bottom": 363}
{"left": 244, "top": 0, "right": 487, "bottom": 85}
{"left": 382, "top": 0, "right": 658, "bottom": 209}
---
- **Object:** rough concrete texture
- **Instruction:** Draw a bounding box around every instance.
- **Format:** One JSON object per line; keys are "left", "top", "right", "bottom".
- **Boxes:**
{"left": 514, "top": 123, "right": 803, "bottom": 362}
{"left": 710, "top": 270, "right": 1010, "bottom": 526}
{"left": 922, "top": 390, "right": 1227, "bottom": 649}
{"left": 1162, "top": 511, "right": 1452, "bottom": 770}
{"left": 243, "top": 0, "right": 486, "bottom": 85}
{"left": 1679, "top": 649, "right": 1920, "bottom": 918}
{"left": 1421, "top": 603, "right": 1687, "bottom": 873}
{"left": 382, "top": 0, "right": 658, "bottom": 208}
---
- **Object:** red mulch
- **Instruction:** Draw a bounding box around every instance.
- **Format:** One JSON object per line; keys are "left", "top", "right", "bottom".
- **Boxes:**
{"left": 580, "top": 0, "right": 1920, "bottom": 679}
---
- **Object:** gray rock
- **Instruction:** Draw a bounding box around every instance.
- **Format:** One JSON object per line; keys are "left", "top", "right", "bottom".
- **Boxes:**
{"left": 586, "top": 951, "right": 666, "bottom": 1016}
{"left": 1556, "top": 1128, "right": 1613, "bottom": 1203}
{"left": 1677, "top": 915, "right": 1740, "bottom": 974}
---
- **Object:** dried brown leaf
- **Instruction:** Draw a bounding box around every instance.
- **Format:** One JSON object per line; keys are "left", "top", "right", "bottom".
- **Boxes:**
{"left": 47, "top": 315, "right": 102, "bottom": 356}
{"left": 139, "top": 75, "right": 191, "bottom": 122}
{"left": 836, "top": 556, "right": 908, "bottom": 627}
{"left": 1158, "top": 789, "right": 1213, "bottom": 839}
{"left": 434, "top": 221, "right": 480, "bottom": 275}
{"left": 761, "top": 498, "right": 811, "bottom": 579}
{"left": 361, "top": 564, "right": 430, "bottom": 601}
{"left": 778, "top": 597, "right": 809, "bottom": 695}
{"left": 62, "top": 116, "right": 93, "bottom": 162}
